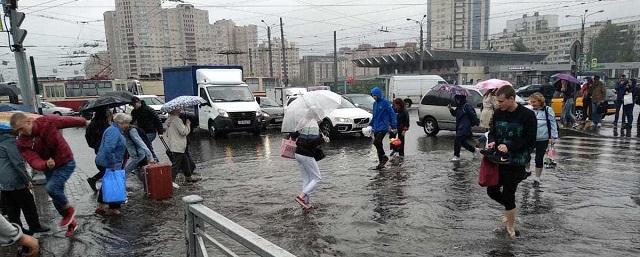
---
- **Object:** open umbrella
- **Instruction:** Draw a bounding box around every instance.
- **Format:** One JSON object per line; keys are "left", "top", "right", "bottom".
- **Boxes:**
{"left": 103, "top": 91, "right": 135, "bottom": 102}
{"left": 281, "top": 90, "right": 343, "bottom": 133}
{"left": 551, "top": 73, "right": 581, "bottom": 84}
{"left": 475, "top": 79, "right": 512, "bottom": 92}
{"left": 80, "top": 95, "right": 131, "bottom": 112}
{"left": 428, "top": 84, "right": 469, "bottom": 101}
{"left": 161, "top": 96, "right": 206, "bottom": 113}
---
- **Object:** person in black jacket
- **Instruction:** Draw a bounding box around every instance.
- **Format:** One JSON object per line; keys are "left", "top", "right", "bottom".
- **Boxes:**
{"left": 486, "top": 85, "right": 537, "bottom": 239}
{"left": 130, "top": 97, "right": 163, "bottom": 161}
{"left": 85, "top": 107, "right": 112, "bottom": 192}
{"left": 390, "top": 98, "right": 409, "bottom": 159}
{"left": 290, "top": 124, "right": 328, "bottom": 210}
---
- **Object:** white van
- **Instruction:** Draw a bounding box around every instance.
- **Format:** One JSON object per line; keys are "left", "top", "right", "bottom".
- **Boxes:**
{"left": 388, "top": 75, "right": 447, "bottom": 107}
{"left": 194, "top": 69, "right": 264, "bottom": 136}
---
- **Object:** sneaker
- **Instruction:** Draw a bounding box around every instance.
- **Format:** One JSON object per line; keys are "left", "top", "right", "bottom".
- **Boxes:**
{"left": 381, "top": 156, "right": 389, "bottom": 166}
{"left": 524, "top": 171, "right": 531, "bottom": 179}
{"left": 60, "top": 207, "right": 76, "bottom": 227}
{"left": 29, "top": 225, "right": 50, "bottom": 234}
{"left": 172, "top": 182, "right": 180, "bottom": 189}
{"left": 450, "top": 156, "right": 460, "bottom": 162}
{"left": 86, "top": 177, "right": 98, "bottom": 193}
{"left": 533, "top": 180, "right": 541, "bottom": 188}
{"left": 95, "top": 208, "right": 107, "bottom": 216}
{"left": 186, "top": 176, "right": 202, "bottom": 182}
{"left": 65, "top": 220, "right": 77, "bottom": 237}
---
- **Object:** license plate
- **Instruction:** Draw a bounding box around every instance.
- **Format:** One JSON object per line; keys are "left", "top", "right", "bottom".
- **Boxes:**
{"left": 274, "top": 118, "right": 283, "bottom": 123}
{"left": 354, "top": 124, "right": 367, "bottom": 129}
{"left": 238, "top": 120, "right": 251, "bottom": 125}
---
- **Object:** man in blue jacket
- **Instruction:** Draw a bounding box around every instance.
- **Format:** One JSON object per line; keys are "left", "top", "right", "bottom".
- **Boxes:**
{"left": 369, "top": 87, "right": 397, "bottom": 169}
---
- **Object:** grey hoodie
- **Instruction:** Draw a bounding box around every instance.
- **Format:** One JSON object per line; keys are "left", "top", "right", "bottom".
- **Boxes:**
{"left": 0, "top": 133, "right": 30, "bottom": 191}
{"left": 0, "top": 215, "right": 22, "bottom": 246}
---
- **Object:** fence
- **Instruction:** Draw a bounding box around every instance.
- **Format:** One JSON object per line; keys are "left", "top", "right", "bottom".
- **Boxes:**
{"left": 183, "top": 195, "right": 297, "bottom": 257}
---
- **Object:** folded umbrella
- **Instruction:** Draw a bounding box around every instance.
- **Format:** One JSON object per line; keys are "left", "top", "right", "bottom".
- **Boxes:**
{"left": 161, "top": 96, "right": 207, "bottom": 113}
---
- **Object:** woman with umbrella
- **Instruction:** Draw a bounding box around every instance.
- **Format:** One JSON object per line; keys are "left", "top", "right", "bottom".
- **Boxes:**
{"left": 282, "top": 91, "right": 339, "bottom": 210}
{"left": 162, "top": 96, "right": 204, "bottom": 183}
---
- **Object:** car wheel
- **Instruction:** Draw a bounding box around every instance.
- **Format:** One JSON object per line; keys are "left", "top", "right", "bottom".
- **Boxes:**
{"left": 320, "top": 119, "right": 335, "bottom": 138}
{"left": 422, "top": 116, "right": 439, "bottom": 136}
{"left": 404, "top": 99, "right": 412, "bottom": 108}
{"left": 53, "top": 111, "right": 62, "bottom": 116}
{"left": 574, "top": 107, "right": 584, "bottom": 121}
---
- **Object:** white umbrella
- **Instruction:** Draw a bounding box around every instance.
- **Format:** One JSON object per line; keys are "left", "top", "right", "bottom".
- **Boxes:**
{"left": 281, "top": 90, "right": 343, "bottom": 133}
{"left": 161, "top": 96, "right": 206, "bottom": 113}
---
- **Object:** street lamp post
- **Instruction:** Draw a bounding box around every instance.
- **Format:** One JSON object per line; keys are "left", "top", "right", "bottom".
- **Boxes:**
{"left": 566, "top": 9, "right": 604, "bottom": 72}
{"left": 261, "top": 20, "right": 274, "bottom": 78}
{"left": 407, "top": 15, "right": 427, "bottom": 74}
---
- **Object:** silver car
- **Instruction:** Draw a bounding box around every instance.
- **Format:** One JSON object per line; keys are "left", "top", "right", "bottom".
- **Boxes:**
{"left": 41, "top": 102, "right": 77, "bottom": 116}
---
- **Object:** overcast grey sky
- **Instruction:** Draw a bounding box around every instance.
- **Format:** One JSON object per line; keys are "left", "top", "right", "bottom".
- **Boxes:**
{"left": 0, "top": 0, "right": 637, "bottom": 80}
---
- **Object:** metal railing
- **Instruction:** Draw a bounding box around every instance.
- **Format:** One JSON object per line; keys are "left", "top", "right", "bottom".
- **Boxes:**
{"left": 183, "top": 195, "right": 297, "bottom": 257}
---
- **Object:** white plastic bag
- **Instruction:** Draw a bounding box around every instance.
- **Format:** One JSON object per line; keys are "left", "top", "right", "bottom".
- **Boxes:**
{"left": 362, "top": 126, "right": 373, "bottom": 138}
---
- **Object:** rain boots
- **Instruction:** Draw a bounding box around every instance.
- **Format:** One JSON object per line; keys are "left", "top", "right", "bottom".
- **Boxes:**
{"left": 504, "top": 209, "right": 517, "bottom": 239}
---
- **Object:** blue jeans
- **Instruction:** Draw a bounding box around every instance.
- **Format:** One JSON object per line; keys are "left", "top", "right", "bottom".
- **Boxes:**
{"left": 146, "top": 132, "right": 159, "bottom": 162}
{"left": 44, "top": 160, "right": 75, "bottom": 216}
{"left": 592, "top": 102, "right": 602, "bottom": 125}
{"left": 562, "top": 99, "right": 575, "bottom": 125}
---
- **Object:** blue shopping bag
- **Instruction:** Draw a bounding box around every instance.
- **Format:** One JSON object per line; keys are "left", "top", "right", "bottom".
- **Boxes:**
{"left": 102, "top": 169, "right": 127, "bottom": 203}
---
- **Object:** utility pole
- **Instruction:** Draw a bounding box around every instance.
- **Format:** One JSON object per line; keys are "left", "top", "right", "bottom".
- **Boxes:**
{"left": 261, "top": 20, "right": 274, "bottom": 78}
{"left": 248, "top": 48, "right": 253, "bottom": 76}
{"left": 3, "top": 0, "right": 36, "bottom": 112}
{"left": 408, "top": 15, "right": 427, "bottom": 74}
{"left": 280, "top": 17, "right": 289, "bottom": 87}
{"left": 567, "top": 9, "right": 603, "bottom": 72}
{"left": 333, "top": 31, "right": 338, "bottom": 87}
{"left": 29, "top": 56, "right": 42, "bottom": 114}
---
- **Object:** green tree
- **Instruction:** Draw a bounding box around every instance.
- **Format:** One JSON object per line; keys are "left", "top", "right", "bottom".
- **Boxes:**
{"left": 590, "top": 23, "right": 638, "bottom": 63}
{"left": 511, "top": 38, "right": 530, "bottom": 52}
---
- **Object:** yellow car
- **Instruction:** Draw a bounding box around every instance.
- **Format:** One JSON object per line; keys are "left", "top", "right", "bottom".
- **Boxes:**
{"left": 551, "top": 94, "right": 616, "bottom": 120}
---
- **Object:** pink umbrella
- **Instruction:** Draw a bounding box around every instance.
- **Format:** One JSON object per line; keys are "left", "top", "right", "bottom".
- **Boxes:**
{"left": 475, "top": 79, "right": 513, "bottom": 92}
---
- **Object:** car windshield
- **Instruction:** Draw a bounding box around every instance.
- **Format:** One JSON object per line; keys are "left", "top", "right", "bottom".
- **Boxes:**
{"left": 207, "top": 86, "right": 254, "bottom": 102}
{"left": 260, "top": 98, "right": 280, "bottom": 107}
{"left": 339, "top": 98, "right": 356, "bottom": 109}
{"left": 42, "top": 102, "right": 56, "bottom": 108}
{"left": 140, "top": 97, "right": 164, "bottom": 105}
{"left": 347, "top": 95, "right": 374, "bottom": 107}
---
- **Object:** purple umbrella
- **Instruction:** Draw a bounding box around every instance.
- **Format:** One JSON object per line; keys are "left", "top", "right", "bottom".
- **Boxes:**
{"left": 551, "top": 73, "right": 581, "bottom": 84}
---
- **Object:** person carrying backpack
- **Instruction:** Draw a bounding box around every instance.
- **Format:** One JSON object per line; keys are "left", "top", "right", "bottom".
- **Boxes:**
{"left": 528, "top": 93, "right": 559, "bottom": 187}
{"left": 448, "top": 94, "right": 479, "bottom": 161}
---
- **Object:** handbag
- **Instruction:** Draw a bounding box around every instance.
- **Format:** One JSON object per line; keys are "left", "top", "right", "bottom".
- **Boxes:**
{"left": 478, "top": 156, "right": 499, "bottom": 187}
{"left": 280, "top": 138, "right": 297, "bottom": 159}
{"left": 624, "top": 94, "right": 634, "bottom": 105}
{"left": 313, "top": 148, "right": 325, "bottom": 161}
{"left": 101, "top": 169, "right": 127, "bottom": 203}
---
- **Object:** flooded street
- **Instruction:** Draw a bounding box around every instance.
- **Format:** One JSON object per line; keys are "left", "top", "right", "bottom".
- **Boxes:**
{"left": 44, "top": 110, "right": 640, "bottom": 256}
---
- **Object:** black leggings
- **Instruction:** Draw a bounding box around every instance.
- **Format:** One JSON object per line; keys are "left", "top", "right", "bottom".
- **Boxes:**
{"left": 373, "top": 132, "right": 387, "bottom": 161}
{"left": 534, "top": 140, "right": 550, "bottom": 169}
{"left": 487, "top": 165, "right": 525, "bottom": 210}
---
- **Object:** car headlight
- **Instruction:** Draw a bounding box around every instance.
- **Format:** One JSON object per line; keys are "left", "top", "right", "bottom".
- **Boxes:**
{"left": 218, "top": 109, "right": 229, "bottom": 118}
{"left": 262, "top": 112, "right": 270, "bottom": 118}
{"left": 335, "top": 117, "right": 352, "bottom": 123}
{"left": 256, "top": 111, "right": 263, "bottom": 117}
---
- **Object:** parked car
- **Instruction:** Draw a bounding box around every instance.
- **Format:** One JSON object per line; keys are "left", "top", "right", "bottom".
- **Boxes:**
{"left": 516, "top": 84, "right": 544, "bottom": 98}
{"left": 342, "top": 94, "right": 374, "bottom": 113}
{"left": 417, "top": 85, "right": 529, "bottom": 136}
{"left": 41, "top": 102, "right": 76, "bottom": 116}
{"left": 258, "top": 97, "right": 284, "bottom": 128}
{"left": 124, "top": 95, "right": 168, "bottom": 122}
{"left": 550, "top": 89, "right": 616, "bottom": 120}
{"left": 320, "top": 97, "right": 372, "bottom": 138}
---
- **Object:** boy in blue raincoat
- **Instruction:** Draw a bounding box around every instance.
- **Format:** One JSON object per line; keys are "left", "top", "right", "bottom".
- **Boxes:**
{"left": 369, "top": 87, "right": 397, "bottom": 169}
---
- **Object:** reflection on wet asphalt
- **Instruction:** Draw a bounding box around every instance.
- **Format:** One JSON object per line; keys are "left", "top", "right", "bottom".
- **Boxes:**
{"left": 54, "top": 110, "right": 640, "bottom": 256}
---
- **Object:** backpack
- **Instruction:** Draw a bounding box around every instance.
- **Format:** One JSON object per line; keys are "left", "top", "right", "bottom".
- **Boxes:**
{"left": 125, "top": 125, "right": 153, "bottom": 151}
{"left": 465, "top": 103, "right": 480, "bottom": 127}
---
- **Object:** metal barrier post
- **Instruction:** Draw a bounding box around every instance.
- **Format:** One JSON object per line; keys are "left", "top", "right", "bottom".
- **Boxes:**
{"left": 183, "top": 195, "right": 204, "bottom": 257}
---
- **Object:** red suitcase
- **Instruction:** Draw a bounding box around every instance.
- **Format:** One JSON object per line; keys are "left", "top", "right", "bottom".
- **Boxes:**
{"left": 144, "top": 163, "right": 173, "bottom": 200}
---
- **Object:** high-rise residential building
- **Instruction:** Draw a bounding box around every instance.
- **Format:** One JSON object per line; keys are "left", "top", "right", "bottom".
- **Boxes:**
{"left": 104, "top": 1, "right": 258, "bottom": 79}
{"left": 505, "top": 12, "right": 558, "bottom": 34}
{"left": 254, "top": 38, "right": 300, "bottom": 83}
{"left": 300, "top": 55, "right": 344, "bottom": 86}
{"left": 428, "top": 0, "right": 490, "bottom": 50}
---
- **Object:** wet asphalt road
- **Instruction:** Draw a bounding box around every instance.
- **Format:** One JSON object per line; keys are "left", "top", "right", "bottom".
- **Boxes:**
{"left": 46, "top": 110, "right": 640, "bottom": 256}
